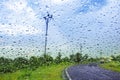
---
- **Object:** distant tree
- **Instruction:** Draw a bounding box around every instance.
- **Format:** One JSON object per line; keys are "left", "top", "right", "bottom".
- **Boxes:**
{"left": 82, "top": 54, "right": 89, "bottom": 61}
{"left": 0, "top": 57, "right": 14, "bottom": 73}
{"left": 29, "top": 56, "right": 39, "bottom": 70}
{"left": 112, "top": 55, "right": 120, "bottom": 62}
{"left": 116, "top": 55, "right": 120, "bottom": 62}
{"left": 62, "top": 57, "right": 70, "bottom": 62}
{"left": 69, "top": 54, "right": 75, "bottom": 62}
{"left": 54, "top": 52, "right": 62, "bottom": 64}
{"left": 88, "top": 57, "right": 99, "bottom": 62}
{"left": 111, "top": 55, "right": 116, "bottom": 61}
{"left": 14, "top": 57, "right": 29, "bottom": 70}
{"left": 74, "top": 52, "right": 82, "bottom": 63}
{"left": 38, "top": 56, "right": 46, "bottom": 66}
{"left": 44, "top": 54, "right": 53, "bottom": 65}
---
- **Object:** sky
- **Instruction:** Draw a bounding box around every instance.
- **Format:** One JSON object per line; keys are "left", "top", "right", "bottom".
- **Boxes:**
{"left": 0, "top": 0, "right": 120, "bottom": 58}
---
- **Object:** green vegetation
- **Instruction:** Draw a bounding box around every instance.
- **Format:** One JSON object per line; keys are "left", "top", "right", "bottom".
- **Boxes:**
{"left": 0, "top": 52, "right": 88, "bottom": 80}
{"left": 100, "top": 55, "right": 120, "bottom": 72}
{"left": 100, "top": 61, "right": 120, "bottom": 72}
{"left": 0, "top": 62, "right": 72, "bottom": 80}
{"left": 1, "top": 52, "right": 120, "bottom": 80}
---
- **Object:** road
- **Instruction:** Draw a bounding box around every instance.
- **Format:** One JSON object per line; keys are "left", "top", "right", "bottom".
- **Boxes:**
{"left": 66, "top": 63, "right": 120, "bottom": 80}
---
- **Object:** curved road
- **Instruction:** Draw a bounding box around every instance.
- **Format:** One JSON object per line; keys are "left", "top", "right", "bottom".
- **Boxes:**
{"left": 66, "top": 64, "right": 120, "bottom": 80}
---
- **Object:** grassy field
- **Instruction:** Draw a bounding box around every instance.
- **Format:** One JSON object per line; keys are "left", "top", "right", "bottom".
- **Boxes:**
{"left": 1, "top": 60, "right": 120, "bottom": 80}
{"left": 100, "top": 61, "right": 120, "bottom": 72}
{"left": 0, "top": 62, "right": 72, "bottom": 80}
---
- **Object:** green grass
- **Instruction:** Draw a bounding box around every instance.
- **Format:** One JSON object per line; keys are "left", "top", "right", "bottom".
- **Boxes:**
{"left": 100, "top": 61, "right": 120, "bottom": 72}
{"left": 0, "top": 62, "right": 72, "bottom": 80}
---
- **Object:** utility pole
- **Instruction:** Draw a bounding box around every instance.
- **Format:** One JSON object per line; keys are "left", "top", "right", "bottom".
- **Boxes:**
{"left": 43, "top": 12, "right": 53, "bottom": 56}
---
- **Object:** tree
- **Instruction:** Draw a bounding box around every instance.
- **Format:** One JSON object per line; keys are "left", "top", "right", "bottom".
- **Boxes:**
{"left": 38, "top": 56, "right": 46, "bottom": 66}
{"left": 29, "top": 56, "right": 39, "bottom": 70}
{"left": 74, "top": 52, "right": 82, "bottom": 63}
{"left": 0, "top": 57, "right": 14, "bottom": 73}
{"left": 62, "top": 57, "right": 70, "bottom": 62}
{"left": 116, "top": 55, "right": 120, "bottom": 62}
{"left": 14, "top": 57, "right": 29, "bottom": 70}
{"left": 82, "top": 54, "right": 89, "bottom": 61}
{"left": 54, "top": 52, "right": 62, "bottom": 64}
{"left": 69, "top": 54, "right": 75, "bottom": 62}
{"left": 43, "top": 54, "right": 53, "bottom": 66}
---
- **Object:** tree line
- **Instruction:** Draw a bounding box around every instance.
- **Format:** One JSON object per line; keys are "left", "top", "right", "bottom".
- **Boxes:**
{"left": 0, "top": 52, "right": 120, "bottom": 74}
{"left": 0, "top": 52, "right": 89, "bottom": 73}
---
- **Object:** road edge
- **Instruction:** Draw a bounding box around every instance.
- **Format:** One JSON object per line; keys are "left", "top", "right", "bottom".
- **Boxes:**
{"left": 65, "top": 68, "right": 72, "bottom": 80}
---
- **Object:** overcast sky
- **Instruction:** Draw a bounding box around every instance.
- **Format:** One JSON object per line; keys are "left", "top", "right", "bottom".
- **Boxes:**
{"left": 0, "top": 0, "right": 120, "bottom": 58}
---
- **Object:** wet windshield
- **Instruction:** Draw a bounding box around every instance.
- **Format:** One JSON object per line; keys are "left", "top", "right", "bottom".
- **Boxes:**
{"left": 0, "top": 0, "right": 120, "bottom": 58}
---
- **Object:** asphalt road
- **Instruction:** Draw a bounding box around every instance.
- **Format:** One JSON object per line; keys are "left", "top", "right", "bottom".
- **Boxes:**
{"left": 66, "top": 63, "right": 120, "bottom": 80}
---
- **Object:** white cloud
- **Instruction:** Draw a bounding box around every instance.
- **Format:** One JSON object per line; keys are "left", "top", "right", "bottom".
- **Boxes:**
{"left": 0, "top": 24, "right": 41, "bottom": 35}
{"left": 5, "top": 0, "right": 27, "bottom": 13}
{"left": 1, "top": 0, "right": 44, "bottom": 36}
{"left": 4, "top": 0, "right": 36, "bottom": 20}
{"left": 51, "top": 0, "right": 69, "bottom": 4}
